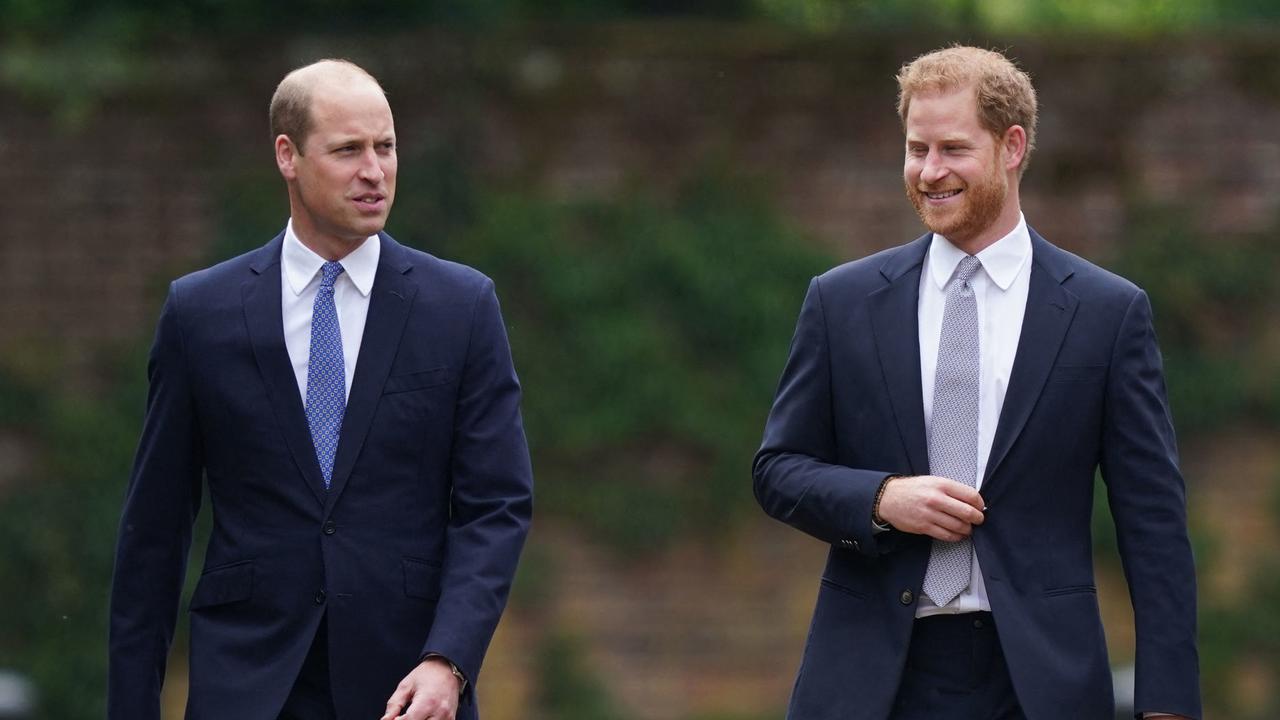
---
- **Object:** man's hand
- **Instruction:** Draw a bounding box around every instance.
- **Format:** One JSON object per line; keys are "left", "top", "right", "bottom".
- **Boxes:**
{"left": 876, "top": 475, "right": 984, "bottom": 541}
{"left": 381, "top": 657, "right": 462, "bottom": 720}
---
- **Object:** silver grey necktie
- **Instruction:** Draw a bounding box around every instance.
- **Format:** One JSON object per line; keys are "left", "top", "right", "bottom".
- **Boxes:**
{"left": 922, "top": 255, "right": 982, "bottom": 607}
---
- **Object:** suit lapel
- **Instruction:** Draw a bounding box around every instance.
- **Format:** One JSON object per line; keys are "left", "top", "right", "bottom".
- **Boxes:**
{"left": 325, "top": 234, "right": 417, "bottom": 515}
{"left": 982, "top": 230, "right": 1079, "bottom": 496}
{"left": 867, "top": 236, "right": 931, "bottom": 475}
{"left": 242, "top": 234, "right": 327, "bottom": 506}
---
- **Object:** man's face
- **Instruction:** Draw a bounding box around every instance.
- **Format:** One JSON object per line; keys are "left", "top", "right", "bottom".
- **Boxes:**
{"left": 279, "top": 80, "right": 397, "bottom": 254}
{"left": 903, "top": 87, "right": 1010, "bottom": 248}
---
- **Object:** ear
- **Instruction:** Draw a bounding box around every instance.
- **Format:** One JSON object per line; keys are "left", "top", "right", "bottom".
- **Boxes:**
{"left": 275, "top": 134, "right": 299, "bottom": 180}
{"left": 1002, "top": 125, "right": 1027, "bottom": 173}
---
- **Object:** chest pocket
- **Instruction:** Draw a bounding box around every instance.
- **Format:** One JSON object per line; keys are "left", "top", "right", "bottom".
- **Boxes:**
{"left": 383, "top": 367, "right": 455, "bottom": 394}
{"left": 1046, "top": 364, "right": 1106, "bottom": 386}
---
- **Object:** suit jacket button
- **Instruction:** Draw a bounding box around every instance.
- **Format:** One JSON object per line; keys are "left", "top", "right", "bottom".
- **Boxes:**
{"left": 323, "top": 521, "right": 337, "bottom": 535}
{"left": 840, "top": 539, "right": 853, "bottom": 548}
{"left": 899, "top": 590, "right": 914, "bottom": 605}
{"left": 315, "top": 590, "right": 327, "bottom": 605}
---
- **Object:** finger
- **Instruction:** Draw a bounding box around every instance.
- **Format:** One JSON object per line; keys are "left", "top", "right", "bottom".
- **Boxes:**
{"left": 923, "top": 524, "right": 966, "bottom": 542}
{"left": 425, "top": 703, "right": 457, "bottom": 720}
{"left": 937, "top": 479, "right": 983, "bottom": 506}
{"left": 941, "top": 495, "right": 985, "bottom": 525}
{"left": 383, "top": 687, "right": 412, "bottom": 720}
{"left": 967, "top": 490, "right": 986, "bottom": 513}
{"left": 921, "top": 487, "right": 977, "bottom": 522}
{"left": 928, "top": 485, "right": 984, "bottom": 522}
{"left": 928, "top": 511, "right": 973, "bottom": 538}
{"left": 405, "top": 695, "right": 449, "bottom": 720}
{"left": 404, "top": 692, "right": 430, "bottom": 720}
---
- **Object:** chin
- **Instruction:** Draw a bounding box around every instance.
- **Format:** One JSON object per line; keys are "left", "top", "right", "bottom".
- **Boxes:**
{"left": 919, "top": 212, "right": 965, "bottom": 239}
{"left": 353, "top": 220, "right": 387, "bottom": 238}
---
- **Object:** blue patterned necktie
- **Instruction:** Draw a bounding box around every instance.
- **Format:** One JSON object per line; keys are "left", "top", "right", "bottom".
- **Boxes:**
{"left": 922, "top": 255, "right": 983, "bottom": 607}
{"left": 306, "top": 261, "right": 346, "bottom": 489}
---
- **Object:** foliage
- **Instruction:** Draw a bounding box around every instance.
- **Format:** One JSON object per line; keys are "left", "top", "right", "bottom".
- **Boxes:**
{"left": 1108, "top": 204, "right": 1280, "bottom": 433}
{"left": 535, "top": 631, "right": 632, "bottom": 720}
{"left": 1200, "top": 538, "right": 1280, "bottom": 717}
{"left": 4, "top": 0, "right": 1280, "bottom": 42}
{"left": 7, "top": 2, "right": 1280, "bottom": 129}
{"left": 0, "top": 354, "right": 144, "bottom": 717}
{"left": 405, "top": 173, "right": 831, "bottom": 552}
{"left": 0, "top": 0, "right": 753, "bottom": 41}
{"left": 752, "top": 0, "right": 1223, "bottom": 33}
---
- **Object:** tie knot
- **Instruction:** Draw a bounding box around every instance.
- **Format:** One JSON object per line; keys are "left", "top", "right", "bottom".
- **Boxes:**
{"left": 319, "top": 261, "right": 345, "bottom": 289}
{"left": 953, "top": 255, "right": 982, "bottom": 287}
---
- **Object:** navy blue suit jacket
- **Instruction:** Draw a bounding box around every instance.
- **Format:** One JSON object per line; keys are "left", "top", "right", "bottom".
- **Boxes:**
{"left": 109, "top": 232, "right": 533, "bottom": 720}
{"left": 754, "top": 230, "right": 1199, "bottom": 719}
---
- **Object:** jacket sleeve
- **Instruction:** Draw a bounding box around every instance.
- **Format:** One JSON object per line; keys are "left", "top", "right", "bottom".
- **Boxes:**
{"left": 421, "top": 278, "right": 533, "bottom": 696}
{"left": 108, "top": 283, "right": 205, "bottom": 720}
{"left": 753, "top": 276, "right": 898, "bottom": 556}
{"left": 1100, "top": 289, "right": 1201, "bottom": 719}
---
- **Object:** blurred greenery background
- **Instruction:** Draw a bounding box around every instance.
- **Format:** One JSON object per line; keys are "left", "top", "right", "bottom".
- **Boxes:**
{"left": 1, "top": 0, "right": 1279, "bottom": 718}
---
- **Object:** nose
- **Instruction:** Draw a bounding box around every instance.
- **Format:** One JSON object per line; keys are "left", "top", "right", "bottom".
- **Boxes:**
{"left": 919, "top": 149, "right": 948, "bottom": 185}
{"left": 357, "top": 148, "right": 384, "bottom": 183}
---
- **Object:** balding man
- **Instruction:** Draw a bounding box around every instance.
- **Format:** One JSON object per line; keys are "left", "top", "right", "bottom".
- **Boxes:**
{"left": 108, "top": 59, "right": 533, "bottom": 720}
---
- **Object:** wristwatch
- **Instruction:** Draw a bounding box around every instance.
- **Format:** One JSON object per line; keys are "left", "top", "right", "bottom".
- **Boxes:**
{"left": 425, "top": 653, "right": 468, "bottom": 696}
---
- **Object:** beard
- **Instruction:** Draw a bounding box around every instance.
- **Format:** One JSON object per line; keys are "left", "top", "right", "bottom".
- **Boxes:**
{"left": 905, "top": 158, "right": 1008, "bottom": 245}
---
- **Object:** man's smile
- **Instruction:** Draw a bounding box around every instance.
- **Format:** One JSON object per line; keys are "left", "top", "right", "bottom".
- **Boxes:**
{"left": 352, "top": 193, "right": 387, "bottom": 211}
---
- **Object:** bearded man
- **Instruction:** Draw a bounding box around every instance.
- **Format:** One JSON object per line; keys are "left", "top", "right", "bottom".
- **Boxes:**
{"left": 754, "top": 45, "right": 1199, "bottom": 720}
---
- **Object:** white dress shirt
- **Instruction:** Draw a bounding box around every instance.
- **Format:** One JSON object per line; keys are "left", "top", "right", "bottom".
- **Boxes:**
{"left": 281, "top": 220, "right": 380, "bottom": 402}
{"left": 915, "top": 214, "right": 1032, "bottom": 618}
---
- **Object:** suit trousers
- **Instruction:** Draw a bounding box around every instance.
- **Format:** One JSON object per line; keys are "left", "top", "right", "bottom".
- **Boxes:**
{"left": 278, "top": 615, "right": 338, "bottom": 720}
{"left": 889, "top": 612, "right": 1026, "bottom": 720}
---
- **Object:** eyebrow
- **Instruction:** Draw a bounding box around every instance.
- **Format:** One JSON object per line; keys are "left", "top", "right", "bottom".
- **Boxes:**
{"left": 324, "top": 134, "right": 396, "bottom": 149}
{"left": 905, "top": 135, "right": 976, "bottom": 147}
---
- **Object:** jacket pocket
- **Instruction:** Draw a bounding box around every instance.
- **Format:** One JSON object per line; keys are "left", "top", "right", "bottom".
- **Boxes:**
{"left": 820, "top": 577, "right": 868, "bottom": 600}
{"left": 383, "top": 368, "right": 455, "bottom": 395}
{"left": 403, "top": 557, "right": 443, "bottom": 601}
{"left": 1043, "top": 584, "right": 1097, "bottom": 597}
{"left": 1046, "top": 365, "right": 1106, "bottom": 385}
{"left": 190, "top": 560, "right": 254, "bottom": 610}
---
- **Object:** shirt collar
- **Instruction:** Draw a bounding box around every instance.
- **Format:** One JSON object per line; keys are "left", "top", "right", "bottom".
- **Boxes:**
{"left": 282, "top": 219, "right": 381, "bottom": 297}
{"left": 927, "top": 213, "right": 1031, "bottom": 292}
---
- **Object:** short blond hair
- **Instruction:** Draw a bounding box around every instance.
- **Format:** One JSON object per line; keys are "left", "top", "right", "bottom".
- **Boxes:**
{"left": 896, "top": 45, "right": 1038, "bottom": 175}
{"left": 269, "top": 59, "right": 383, "bottom": 155}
